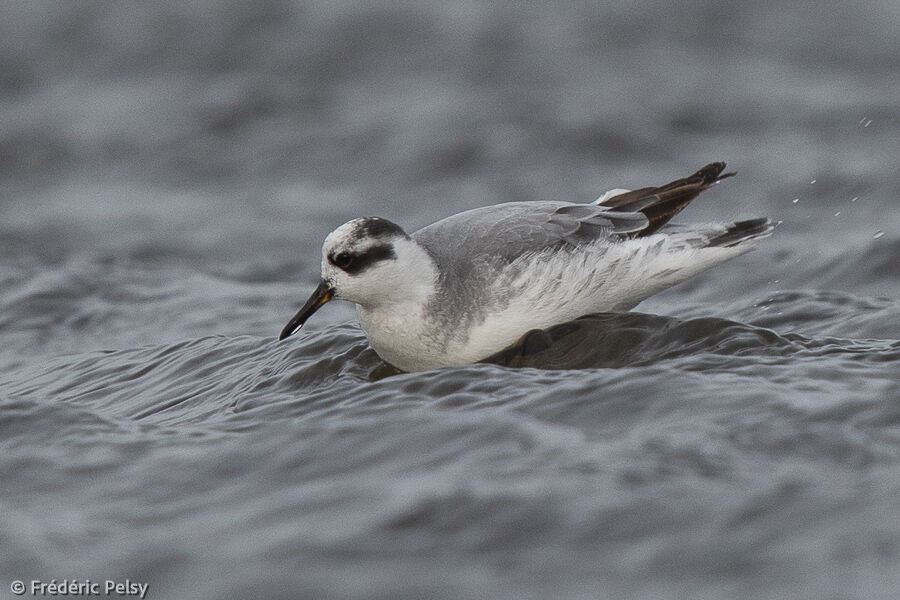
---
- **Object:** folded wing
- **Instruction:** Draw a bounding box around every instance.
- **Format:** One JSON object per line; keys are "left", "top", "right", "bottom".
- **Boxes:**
{"left": 413, "top": 162, "right": 737, "bottom": 269}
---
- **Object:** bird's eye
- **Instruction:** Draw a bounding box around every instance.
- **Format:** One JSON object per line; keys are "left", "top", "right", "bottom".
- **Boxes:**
{"left": 333, "top": 252, "right": 353, "bottom": 268}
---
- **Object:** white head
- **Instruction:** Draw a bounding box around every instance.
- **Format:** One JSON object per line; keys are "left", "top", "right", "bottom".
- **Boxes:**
{"left": 279, "top": 217, "right": 436, "bottom": 340}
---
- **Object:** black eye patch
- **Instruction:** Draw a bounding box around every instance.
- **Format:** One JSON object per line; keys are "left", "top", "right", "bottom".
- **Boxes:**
{"left": 328, "top": 244, "right": 396, "bottom": 275}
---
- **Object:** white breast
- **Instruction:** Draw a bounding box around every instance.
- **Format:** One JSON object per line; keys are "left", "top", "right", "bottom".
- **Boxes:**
{"left": 357, "top": 302, "right": 454, "bottom": 371}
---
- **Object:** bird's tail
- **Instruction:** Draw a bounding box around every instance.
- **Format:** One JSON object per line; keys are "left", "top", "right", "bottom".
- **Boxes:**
{"left": 706, "top": 218, "right": 775, "bottom": 248}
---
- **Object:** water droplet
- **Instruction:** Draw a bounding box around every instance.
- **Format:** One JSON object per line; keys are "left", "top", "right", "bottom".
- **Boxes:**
{"left": 834, "top": 211, "right": 841, "bottom": 216}
{"left": 792, "top": 198, "right": 799, "bottom": 204}
{"left": 873, "top": 231, "right": 885, "bottom": 239}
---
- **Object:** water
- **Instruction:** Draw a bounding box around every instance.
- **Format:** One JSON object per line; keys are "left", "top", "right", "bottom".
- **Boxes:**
{"left": 1, "top": 2, "right": 899, "bottom": 599}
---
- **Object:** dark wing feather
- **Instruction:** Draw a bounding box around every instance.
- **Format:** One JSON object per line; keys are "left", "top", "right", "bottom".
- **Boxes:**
{"left": 597, "top": 162, "right": 735, "bottom": 237}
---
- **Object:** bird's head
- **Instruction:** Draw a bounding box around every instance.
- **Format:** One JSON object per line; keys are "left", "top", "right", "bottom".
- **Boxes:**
{"left": 279, "top": 217, "right": 434, "bottom": 340}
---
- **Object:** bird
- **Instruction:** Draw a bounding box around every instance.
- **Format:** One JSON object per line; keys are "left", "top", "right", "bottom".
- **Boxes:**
{"left": 278, "top": 162, "right": 773, "bottom": 372}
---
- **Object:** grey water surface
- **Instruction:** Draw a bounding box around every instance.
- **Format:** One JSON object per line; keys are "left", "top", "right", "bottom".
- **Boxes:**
{"left": 1, "top": 2, "right": 899, "bottom": 599}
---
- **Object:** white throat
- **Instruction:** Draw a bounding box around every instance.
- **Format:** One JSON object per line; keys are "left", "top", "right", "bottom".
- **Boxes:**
{"left": 354, "top": 238, "right": 442, "bottom": 369}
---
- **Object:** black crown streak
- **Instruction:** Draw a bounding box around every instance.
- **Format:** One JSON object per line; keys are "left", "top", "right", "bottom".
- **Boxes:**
{"left": 353, "top": 217, "right": 407, "bottom": 241}
{"left": 328, "top": 244, "right": 396, "bottom": 275}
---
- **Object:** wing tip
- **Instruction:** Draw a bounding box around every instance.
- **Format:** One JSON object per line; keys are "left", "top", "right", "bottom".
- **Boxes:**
{"left": 694, "top": 161, "right": 735, "bottom": 186}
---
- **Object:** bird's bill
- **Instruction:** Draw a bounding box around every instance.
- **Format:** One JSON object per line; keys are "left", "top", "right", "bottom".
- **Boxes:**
{"left": 278, "top": 281, "right": 334, "bottom": 340}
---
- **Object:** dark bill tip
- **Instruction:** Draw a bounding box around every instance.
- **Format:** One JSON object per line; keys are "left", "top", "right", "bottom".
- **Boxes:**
{"left": 278, "top": 281, "right": 334, "bottom": 341}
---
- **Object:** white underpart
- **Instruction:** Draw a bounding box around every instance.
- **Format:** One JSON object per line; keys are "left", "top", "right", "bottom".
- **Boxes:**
{"left": 355, "top": 233, "right": 757, "bottom": 372}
